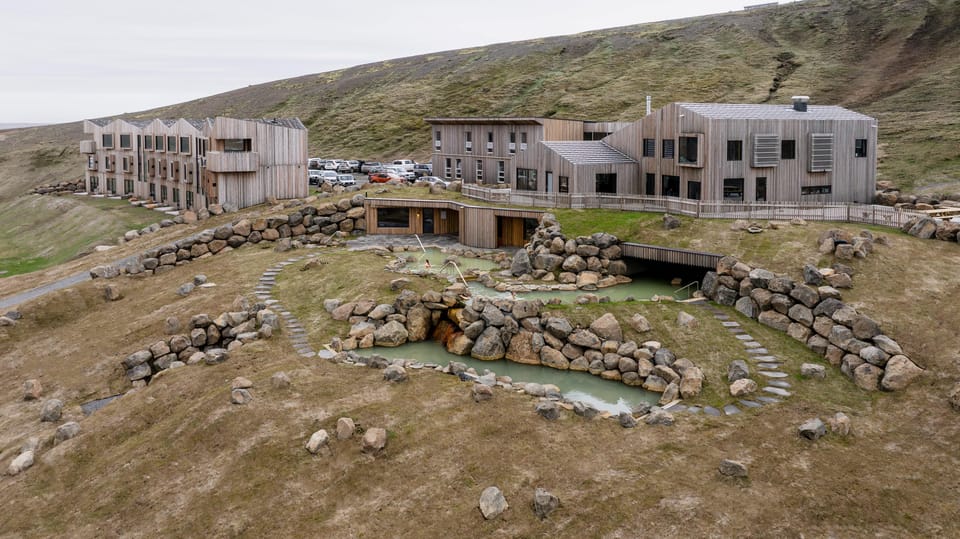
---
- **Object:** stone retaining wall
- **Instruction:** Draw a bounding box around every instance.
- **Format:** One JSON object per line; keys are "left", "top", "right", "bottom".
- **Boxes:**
{"left": 327, "top": 284, "right": 703, "bottom": 404}
{"left": 900, "top": 215, "right": 960, "bottom": 244}
{"left": 91, "top": 194, "right": 368, "bottom": 278}
{"left": 29, "top": 180, "right": 85, "bottom": 195}
{"left": 702, "top": 256, "right": 923, "bottom": 391}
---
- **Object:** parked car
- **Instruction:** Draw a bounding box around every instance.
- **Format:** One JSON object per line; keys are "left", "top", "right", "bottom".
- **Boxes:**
{"left": 392, "top": 159, "right": 415, "bottom": 172}
{"left": 412, "top": 163, "right": 433, "bottom": 177}
{"left": 384, "top": 166, "right": 416, "bottom": 182}
{"left": 335, "top": 161, "right": 352, "bottom": 173}
{"left": 346, "top": 160, "right": 360, "bottom": 172}
{"left": 308, "top": 158, "right": 324, "bottom": 169}
{"left": 308, "top": 169, "right": 324, "bottom": 185}
{"left": 368, "top": 172, "right": 404, "bottom": 183}
{"left": 319, "top": 170, "right": 339, "bottom": 184}
{"left": 323, "top": 160, "right": 339, "bottom": 170}
{"left": 360, "top": 161, "right": 382, "bottom": 174}
{"left": 336, "top": 174, "right": 356, "bottom": 187}
{"left": 416, "top": 176, "right": 450, "bottom": 188}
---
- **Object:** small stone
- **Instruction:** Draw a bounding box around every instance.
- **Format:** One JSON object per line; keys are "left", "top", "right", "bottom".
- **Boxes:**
{"left": 828, "top": 412, "right": 851, "bottom": 436}
{"left": 177, "top": 282, "right": 195, "bottom": 297}
{"left": 231, "top": 377, "right": 254, "bottom": 390}
{"left": 164, "top": 317, "right": 181, "bottom": 335}
{"left": 103, "top": 283, "right": 124, "bottom": 301}
{"left": 618, "top": 412, "right": 637, "bottom": 428}
{"left": 231, "top": 388, "right": 252, "bottom": 404}
{"left": 730, "top": 378, "right": 758, "bottom": 397}
{"left": 533, "top": 487, "right": 560, "bottom": 520}
{"left": 54, "top": 421, "right": 81, "bottom": 445}
{"left": 7, "top": 451, "right": 34, "bottom": 475}
{"left": 645, "top": 409, "right": 675, "bottom": 426}
{"left": 306, "top": 429, "right": 330, "bottom": 454}
{"left": 361, "top": 427, "right": 387, "bottom": 455}
{"left": 383, "top": 365, "right": 408, "bottom": 382}
{"left": 23, "top": 379, "right": 43, "bottom": 400}
{"left": 718, "top": 459, "right": 748, "bottom": 478}
{"left": 798, "top": 418, "right": 826, "bottom": 440}
{"left": 472, "top": 384, "right": 494, "bottom": 402}
{"left": 728, "top": 359, "right": 750, "bottom": 382}
{"left": 479, "top": 486, "right": 509, "bottom": 520}
{"left": 676, "top": 311, "right": 698, "bottom": 329}
{"left": 271, "top": 372, "right": 291, "bottom": 389}
{"left": 40, "top": 399, "right": 63, "bottom": 422}
{"left": 536, "top": 400, "right": 560, "bottom": 420}
{"left": 193, "top": 274, "right": 208, "bottom": 286}
{"left": 336, "top": 417, "right": 355, "bottom": 440}
{"left": 800, "top": 363, "right": 827, "bottom": 379}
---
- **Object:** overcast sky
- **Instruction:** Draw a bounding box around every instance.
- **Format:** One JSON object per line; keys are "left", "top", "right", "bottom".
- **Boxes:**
{"left": 0, "top": 0, "right": 789, "bottom": 124}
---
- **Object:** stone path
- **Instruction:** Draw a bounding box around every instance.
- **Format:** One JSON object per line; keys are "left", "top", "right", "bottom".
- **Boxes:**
{"left": 685, "top": 300, "right": 793, "bottom": 416}
{"left": 254, "top": 255, "right": 334, "bottom": 360}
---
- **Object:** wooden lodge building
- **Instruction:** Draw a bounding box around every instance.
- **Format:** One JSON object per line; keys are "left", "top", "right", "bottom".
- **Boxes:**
{"left": 80, "top": 117, "right": 308, "bottom": 211}
{"left": 426, "top": 97, "right": 877, "bottom": 203}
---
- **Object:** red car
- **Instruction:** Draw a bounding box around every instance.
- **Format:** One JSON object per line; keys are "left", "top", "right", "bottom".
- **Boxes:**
{"left": 368, "top": 172, "right": 403, "bottom": 183}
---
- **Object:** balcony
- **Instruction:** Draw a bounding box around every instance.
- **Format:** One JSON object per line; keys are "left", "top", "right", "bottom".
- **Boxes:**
{"left": 80, "top": 140, "right": 96, "bottom": 154}
{"left": 205, "top": 151, "right": 259, "bottom": 173}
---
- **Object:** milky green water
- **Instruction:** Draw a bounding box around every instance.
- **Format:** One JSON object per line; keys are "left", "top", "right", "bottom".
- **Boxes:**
{"left": 467, "top": 279, "right": 685, "bottom": 302}
{"left": 404, "top": 247, "right": 502, "bottom": 273}
{"left": 358, "top": 341, "right": 659, "bottom": 414}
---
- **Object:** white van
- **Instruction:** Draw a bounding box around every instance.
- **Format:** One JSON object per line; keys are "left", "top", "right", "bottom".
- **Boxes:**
{"left": 392, "top": 159, "right": 415, "bottom": 172}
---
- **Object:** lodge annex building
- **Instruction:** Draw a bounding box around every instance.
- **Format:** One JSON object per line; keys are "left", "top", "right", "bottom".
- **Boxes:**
{"left": 80, "top": 117, "right": 308, "bottom": 211}
{"left": 427, "top": 97, "right": 878, "bottom": 204}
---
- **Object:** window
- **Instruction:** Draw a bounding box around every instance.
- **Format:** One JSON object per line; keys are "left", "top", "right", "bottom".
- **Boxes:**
{"left": 476, "top": 160, "right": 483, "bottom": 183}
{"left": 376, "top": 207, "right": 410, "bottom": 228}
{"left": 687, "top": 180, "right": 701, "bottom": 200}
{"left": 155, "top": 135, "right": 164, "bottom": 152}
{"left": 120, "top": 134, "right": 132, "bottom": 149}
{"left": 802, "top": 185, "right": 832, "bottom": 195}
{"left": 173, "top": 188, "right": 180, "bottom": 205}
{"left": 107, "top": 177, "right": 116, "bottom": 194}
{"left": 781, "top": 140, "right": 796, "bottom": 159}
{"left": 559, "top": 176, "right": 569, "bottom": 193}
{"left": 465, "top": 131, "right": 472, "bottom": 152}
{"left": 678, "top": 136, "right": 699, "bottom": 165}
{"left": 223, "top": 138, "right": 251, "bottom": 152}
{"left": 497, "top": 161, "right": 505, "bottom": 183}
{"left": 124, "top": 179, "right": 134, "bottom": 194}
{"left": 444, "top": 158, "right": 452, "bottom": 179}
{"left": 509, "top": 133, "right": 516, "bottom": 154}
{"left": 662, "top": 139, "right": 675, "bottom": 159}
{"left": 180, "top": 136, "right": 190, "bottom": 154}
{"left": 122, "top": 157, "right": 129, "bottom": 172}
{"left": 753, "top": 134, "right": 780, "bottom": 167}
{"left": 455, "top": 159, "right": 462, "bottom": 179}
{"left": 89, "top": 176, "right": 99, "bottom": 191}
{"left": 723, "top": 178, "right": 745, "bottom": 201}
{"left": 516, "top": 168, "right": 537, "bottom": 191}
{"left": 167, "top": 136, "right": 177, "bottom": 154}
{"left": 726, "top": 140, "right": 743, "bottom": 161}
{"left": 855, "top": 138, "right": 868, "bottom": 158}
{"left": 645, "top": 173, "right": 655, "bottom": 195}
{"left": 809, "top": 133, "right": 834, "bottom": 172}
{"left": 434, "top": 130, "right": 441, "bottom": 150}
{"left": 756, "top": 177, "right": 767, "bottom": 201}
{"left": 595, "top": 173, "right": 617, "bottom": 194}
{"left": 87, "top": 155, "right": 96, "bottom": 170}
{"left": 160, "top": 185, "right": 168, "bottom": 202}
{"left": 520, "top": 132, "right": 527, "bottom": 151}
{"left": 144, "top": 136, "right": 153, "bottom": 150}
{"left": 104, "top": 156, "right": 113, "bottom": 171}
{"left": 102, "top": 134, "right": 114, "bottom": 148}
{"left": 186, "top": 190, "right": 193, "bottom": 209}
{"left": 642, "top": 138, "right": 656, "bottom": 157}
{"left": 487, "top": 131, "right": 494, "bottom": 152}
{"left": 662, "top": 175, "right": 680, "bottom": 197}
{"left": 149, "top": 183, "right": 156, "bottom": 199}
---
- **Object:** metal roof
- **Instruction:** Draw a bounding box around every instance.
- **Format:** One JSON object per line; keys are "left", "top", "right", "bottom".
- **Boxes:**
{"left": 541, "top": 141, "right": 637, "bottom": 165}
{"left": 249, "top": 118, "right": 306, "bottom": 130}
{"left": 425, "top": 117, "right": 548, "bottom": 125}
{"left": 677, "top": 103, "right": 875, "bottom": 121}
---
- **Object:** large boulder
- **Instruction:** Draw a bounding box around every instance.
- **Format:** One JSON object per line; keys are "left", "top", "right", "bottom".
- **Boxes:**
{"left": 589, "top": 313, "right": 622, "bottom": 341}
{"left": 510, "top": 249, "right": 533, "bottom": 276}
{"left": 880, "top": 355, "right": 923, "bottom": 391}
{"left": 404, "top": 304, "right": 432, "bottom": 342}
{"left": 568, "top": 329, "right": 601, "bottom": 349}
{"left": 679, "top": 367, "right": 703, "bottom": 399}
{"left": 906, "top": 217, "right": 938, "bottom": 239}
{"left": 629, "top": 314, "right": 652, "bottom": 333}
{"left": 373, "top": 321, "right": 408, "bottom": 347}
{"left": 506, "top": 331, "right": 540, "bottom": 365}
{"left": 472, "top": 327, "right": 506, "bottom": 360}
{"left": 540, "top": 346, "right": 570, "bottom": 370}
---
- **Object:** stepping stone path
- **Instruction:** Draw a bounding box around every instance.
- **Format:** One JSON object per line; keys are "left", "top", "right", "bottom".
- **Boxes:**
{"left": 254, "top": 255, "right": 325, "bottom": 359}
{"left": 683, "top": 300, "right": 796, "bottom": 417}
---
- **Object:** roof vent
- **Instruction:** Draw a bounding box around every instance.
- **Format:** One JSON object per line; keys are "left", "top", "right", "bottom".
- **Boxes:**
{"left": 792, "top": 95, "right": 809, "bottom": 112}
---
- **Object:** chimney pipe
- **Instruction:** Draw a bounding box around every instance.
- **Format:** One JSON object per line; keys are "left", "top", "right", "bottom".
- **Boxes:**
{"left": 792, "top": 95, "right": 809, "bottom": 112}
{"left": 646, "top": 96, "right": 652, "bottom": 116}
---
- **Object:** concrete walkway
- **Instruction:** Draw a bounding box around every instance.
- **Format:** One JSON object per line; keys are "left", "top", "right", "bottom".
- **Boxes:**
{"left": 0, "top": 254, "right": 141, "bottom": 311}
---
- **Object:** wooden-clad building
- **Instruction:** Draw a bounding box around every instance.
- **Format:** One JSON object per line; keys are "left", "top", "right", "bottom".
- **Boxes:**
{"left": 81, "top": 116, "right": 307, "bottom": 210}
{"left": 365, "top": 198, "right": 543, "bottom": 248}
{"left": 426, "top": 98, "right": 877, "bottom": 203}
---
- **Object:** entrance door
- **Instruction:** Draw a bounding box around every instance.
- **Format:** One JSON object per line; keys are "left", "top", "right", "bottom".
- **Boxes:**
{"left": 422, "top": 209, "right": 434, "bottom": 234}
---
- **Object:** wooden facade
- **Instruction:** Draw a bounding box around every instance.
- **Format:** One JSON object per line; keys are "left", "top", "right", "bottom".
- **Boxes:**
{"left": 426, "top": 101, "right": 877, "bottom": 204}
{"left": 365, "top": 198, "right": 543, "bottom": 249}
{"left": 81, "top": 116, "right": 307, "bottom": 211}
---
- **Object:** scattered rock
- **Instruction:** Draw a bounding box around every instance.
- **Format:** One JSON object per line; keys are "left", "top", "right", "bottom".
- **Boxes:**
{"left": 361, "top": 427, "right": 388, "bottom": 456}
{"left": 644, "top": 409, "right": 675, "bottom": 426}
{"left": 271, "top": 372, "right": 291, "bottom": 389}
{"left": 103, "top": 283, "right": 124, "bottom": 301}
{"left": 727, "top": 360, "right": 750, "bottom": 383}
{"left": 676, "top": 311, "right": 698, "bottom": 329}
{"left": 535, "top": 400, "right": 560, "bottom": 420}
{"left": 828, "top": 412, "right": 851, "bottom": 436}
{"left": 472, "top": 384, "right": 494, "bottom": 402}
{"left": 7, "top": 451, "right": 34, "bottom": 476}
{"left": 23, "top": 379, "right": 42, "bottom": 401}
{"left": 730, "top": 378, "right": 758, "bottom": 397}
{"left": 618, "top": 412, "right": 637, "bottom": 428}
{"left": 479, "top": 486, "right": 509, "bottom": 520}
{"left": 231, "top": 389, "right": 252, "bottom": 404}
{"left": 306, "top": 429, "right": 330, "bottom": 454}
{"left": 663, "top": 214, "right": 681, "bottom": 229}
{"left": 383, "top": 365, "right": 408, "bottom": 382}
{"left": 40, "top": 399, "right": 63, "bottom": 422}
{"left": 718, "top": 459, "right": 748, "bottom": 478}
{"left": 231, "top": 377, "right": 254, "bottom": 390}
{"left": 880, "top": 355, "right": 924, "bottom": 391}
{"left": 177, "top": 282, "right": 196, "bottom": 297}
{"left": 798, "top": 418, "right": 826, "bottom": 440}
{"left": 336, "top": 418, "right": 356, "bottom": 440}
{"left": 54, "top": 421, "right": 81, "bottom": 445}
{"left": 800, "top": 363, "right": 827, "bottom": 379}
{"left": 533, "top": 487, "right": 560, "bottom": 520}
{"left": 629, "top": 314, "right": 652, "bottom": 333}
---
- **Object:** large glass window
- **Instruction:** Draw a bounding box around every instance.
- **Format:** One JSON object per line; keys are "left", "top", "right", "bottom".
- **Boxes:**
{"left": 642, "top": 139, "right": 656, "bottom": 157}
{"left": 155, "top": 135, "right": 164, "bottom": 151}
{"left": 687, "top": 180, "right": 701, "bottom": 200}
{"left": 678, "top": 136, "right": 699, "bottom": 164}
{"left": 144, "top": 136, "right": 153, "bottom": 150}
{"left": 662, "top": 175, "right": 680, "bottom": 197}
{"left": 855, "top": 138, "right": 868, "bottom": 158}
{"left": 781, "top": 140, "right": 796, "bottom": 159}
{"left": 223, "top": 139, "right": 251, "bottom": 152}
{"left": 180, "top": 136, "right": 190, "bottom": 154}
{"left": 723, "top": 178, "right": 745, "bottom": 201}
{"left": 558, "top": 176, "right": 569, "bottom": 193}
{"left": 119, "top": 134, "right": 131, "bottom": 149}
{"left": 726, "top": 140, "right": 743, "bottom": 161}
{"left": 377, "top": 207, "right": 410, "bottom": 228}
{"left": 595, "top": 173, "right": 617, "bottom": 194}
{"left": 102, "top": 134, "right": 114, "bottom": 148}
{"left": 167, "top": 136, "right": 177, "bottom": 154}
{"left": 516, "top": 168, "right": 538, "bottom": 191}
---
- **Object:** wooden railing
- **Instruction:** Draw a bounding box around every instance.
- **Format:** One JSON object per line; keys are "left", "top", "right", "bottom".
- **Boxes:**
{"left": 460, "top": 185, "right": 921, "bottom": 229}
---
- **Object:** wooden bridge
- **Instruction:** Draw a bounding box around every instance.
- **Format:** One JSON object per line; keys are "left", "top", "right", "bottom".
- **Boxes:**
{"left": 620, "top": 242, "right": 722, "bottom": 269}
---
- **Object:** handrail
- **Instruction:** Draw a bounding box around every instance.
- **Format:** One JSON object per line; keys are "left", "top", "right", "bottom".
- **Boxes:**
{"left": 673, "top": 281, "right": 700, "bottom": 299}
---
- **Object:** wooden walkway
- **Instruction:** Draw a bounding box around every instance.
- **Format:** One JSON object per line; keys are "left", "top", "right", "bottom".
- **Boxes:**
{"left": 620, "top": 242, "right": 722, "bottom": 269}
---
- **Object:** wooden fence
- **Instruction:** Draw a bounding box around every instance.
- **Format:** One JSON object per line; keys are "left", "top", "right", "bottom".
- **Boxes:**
{"left": 460, "top": 185, "right": 920, "bottom": 229}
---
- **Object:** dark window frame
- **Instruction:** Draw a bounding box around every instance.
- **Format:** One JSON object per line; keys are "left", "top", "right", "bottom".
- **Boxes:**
{"left": 119, "top": 134, "right": 132, "bottom": 149}
{"left": 642, "top": 138, "right": 656, "bottom": 157}
{"left": 756, "top": 177, "right": 767, "bottom": 202}
{"left": 376, "top": 207, "right": 410, "bottom": 228}
{"left": 726, "top": 140, "right": 743, "bottom": 161}
{"left": 558, "top": 176, "right": 569, "bottom": 194}
{"left": 678, "top": 135, "right": 699, "bottom": 165}
{"left": 723, "top": 178, "right": 745, "bottom": 201}
{"left": 781, "top": 140, "right": 796, "bottom": 159}
{"left": 595, "top": 173, "right": 617, "bottom": 194}
{"left": 661, "top": 175, "right": 680, "bottom": 197}
{"left": 223, "top": 138, "right": 251, "bottom": 152}
{"left": 516, "top": 168, "right": 538, "bottom": 191}
{"left": 855, "top": 138, "right": 868, "bottom": 158}
{"left": 662, "top": 139, "right": 675, "bottom": 159}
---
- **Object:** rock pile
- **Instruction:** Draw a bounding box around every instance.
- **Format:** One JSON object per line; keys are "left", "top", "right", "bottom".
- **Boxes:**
{"left": 517, "top": 213, "right": 630, "bottom": 290}
{"left": 121, "top": 305, "right": 280, "bottom": 385}
{"left": 816, "top": 229, "right": 879, "bottom": 261}
{"left": 874, "top": 182, "right": 960, "bottom": 212}
{"left": 91, "top": 195, "right": 368, "bottom": 279}
{"left": 29, "top": 179, "right": 85, "bottom": 195}
{"left": 703, "top": 255, "right": 923, "bottom": 391}
{"left": 900, "top": 215, "right": 960, "bottom": 244}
